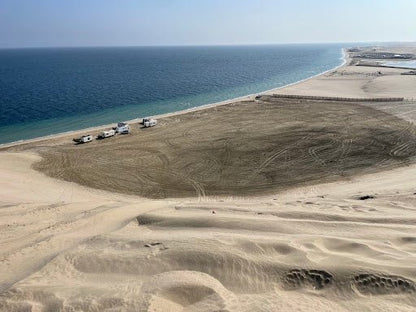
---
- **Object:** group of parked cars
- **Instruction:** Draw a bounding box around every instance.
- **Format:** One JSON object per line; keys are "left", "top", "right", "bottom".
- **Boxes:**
{"left": 72, "top": 117, "right": 157, "bottom": 144}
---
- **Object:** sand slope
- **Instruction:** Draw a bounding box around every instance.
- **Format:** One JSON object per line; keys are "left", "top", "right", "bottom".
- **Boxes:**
{"left": 1, "top": 152, "right": 416, "bottom": 311}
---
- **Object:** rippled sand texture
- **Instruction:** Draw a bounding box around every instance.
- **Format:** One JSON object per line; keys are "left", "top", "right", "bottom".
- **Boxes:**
{"left": 1, "top": 153, "right": 416, "bottom": 311}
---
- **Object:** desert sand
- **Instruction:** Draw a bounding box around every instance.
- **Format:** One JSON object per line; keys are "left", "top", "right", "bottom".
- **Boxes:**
{"left": 269, "top": 47, "right": 416, "bottom": 99}
{"left": 32, "top": 96, "right": 416, "bottom": 199}
{"left": 1, "top": 47, "right": 416, "bottom": 311}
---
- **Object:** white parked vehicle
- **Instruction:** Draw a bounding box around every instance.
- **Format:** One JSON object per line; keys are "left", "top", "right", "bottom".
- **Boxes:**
{"left": 73, "top": 134, "right": 93, "bottom": 144}
{"left": 97, "top": 129, "right": 115, "bottom": 139}
{"left": 144, "top": 119, "right": 157, "bottom": 128}
{"left": 82, "top": 135, "right": 93, "bottom": 143}
{"left": 116, "top": 122, "right": 130, "bottom": 134}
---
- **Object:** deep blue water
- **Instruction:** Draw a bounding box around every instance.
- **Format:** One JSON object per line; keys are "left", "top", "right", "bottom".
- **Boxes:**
{"left": 0, "top": 44, "right": 344, "bottom": 144}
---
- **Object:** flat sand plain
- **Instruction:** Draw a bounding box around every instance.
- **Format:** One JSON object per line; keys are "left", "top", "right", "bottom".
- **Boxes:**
{"left": 1, "top": 47, "right": 416, "bottom": 311}
{"left": 33, "top": 97, "right": 416, "bottom": 199}
{"left": 269, "top": 46, "right": 416, "bottom": 99}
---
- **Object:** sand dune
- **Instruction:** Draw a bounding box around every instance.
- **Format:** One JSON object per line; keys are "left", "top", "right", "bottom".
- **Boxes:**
{"left": 1, "top": 152, "right": 416, "bottom": 311}
{"left": 1, "top": 47, "right": 416, "bottom": 311}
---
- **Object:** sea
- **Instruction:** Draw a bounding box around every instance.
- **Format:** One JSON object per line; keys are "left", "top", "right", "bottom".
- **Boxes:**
{"left": 0, "top": 44, "right": 345, "bottom": 145}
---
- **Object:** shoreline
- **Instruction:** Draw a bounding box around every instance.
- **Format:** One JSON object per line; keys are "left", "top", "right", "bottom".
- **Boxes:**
{"left": 3, "top": 45, "right": 416, "bottom": 311}
{"left": 0, "top": 48, "right": 347, "bottom": 149}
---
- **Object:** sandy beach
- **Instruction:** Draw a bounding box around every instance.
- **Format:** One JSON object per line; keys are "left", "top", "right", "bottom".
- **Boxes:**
{"left": 1, "top": 46, "right": 416, "bottom": 311}
{"left": 269, "top": 46, "right": 416, "bottom": 99}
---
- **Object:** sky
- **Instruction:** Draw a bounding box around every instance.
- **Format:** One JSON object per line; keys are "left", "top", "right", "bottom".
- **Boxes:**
{"left": 0, "top": 0, "right": 415, "bottom": 48}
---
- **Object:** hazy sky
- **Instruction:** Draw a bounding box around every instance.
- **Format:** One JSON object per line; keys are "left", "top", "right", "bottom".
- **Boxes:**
{"left": 0, "top": 0, "right": 415, "bottom": 48}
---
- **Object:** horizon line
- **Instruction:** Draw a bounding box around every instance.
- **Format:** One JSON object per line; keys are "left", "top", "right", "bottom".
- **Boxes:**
{"left": 1, "top": 40, "right": 415, "bottom": 50}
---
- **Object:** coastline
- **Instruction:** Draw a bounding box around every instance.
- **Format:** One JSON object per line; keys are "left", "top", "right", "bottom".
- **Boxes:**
{"left": 263, "top": 48, "right": 348, "bottom": 94}
{"left": 0, "top": 48, "right": 347, "bottom": 149}
{"left": 2, "top": 45, "right": 416, "bottom": 311}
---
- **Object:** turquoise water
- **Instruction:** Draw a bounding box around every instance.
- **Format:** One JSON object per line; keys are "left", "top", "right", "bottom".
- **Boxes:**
{"left": 382, "top": 60, "right": 416, "bottom": 69}
{"left": 0, "top": 44, "right": 344, "bottom": 144}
